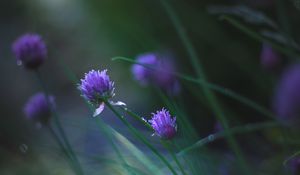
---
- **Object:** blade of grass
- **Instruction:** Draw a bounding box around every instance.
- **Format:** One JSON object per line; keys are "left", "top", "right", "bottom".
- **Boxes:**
{"left": 219, "top": 15, "right": 300, "bottom": 58}
{"left": 178, "top": 121, "right": 278, "bottom": 156}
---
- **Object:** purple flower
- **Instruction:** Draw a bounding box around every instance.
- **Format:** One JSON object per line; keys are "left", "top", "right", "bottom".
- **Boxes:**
{"left": 273, "top": 64, "right": 300, "bottom": 124}
{"left": 149, "top": 108, "right": 177, "bottom": 140}
{"left": 260, "top": 43, "right": 281, "bottom": 71}
{"left": 131, "top": 53, "right": 180, "bottom": 94}
{"left": 12, "top": 33, "right": 47, "bottom": 70}
{"left": 24, "top": 92, "right": 54, "bottom": 125}
{"left": 79, "top": 69, "right": 115, "bottom": 105}
{"left": 287, "top": 156, "right": 300, "bottom": 175}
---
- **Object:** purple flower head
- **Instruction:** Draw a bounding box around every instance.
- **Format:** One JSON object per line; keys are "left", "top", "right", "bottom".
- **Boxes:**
{"left": 12, "top": 33, "right": 47, "bottom": 70}
{"left": 24, "top": 92, "right": 54, "bottom": 125}
{"left": 260, "top": 43, "right": 281, "bottom": 71}
{"left": 287, "top": 156, "right": 300, "bottom": 175}
{"left": 149, "top": 108, "right": 177, "bottom": 140}
{"left": 131, "top": 53, "right": 180, "bottom": 94}
{"left": 78, "top": 69, "right": 115, "bottom": 106}
{"left": 273, "top": 64, "right": 300, "bottom": 124}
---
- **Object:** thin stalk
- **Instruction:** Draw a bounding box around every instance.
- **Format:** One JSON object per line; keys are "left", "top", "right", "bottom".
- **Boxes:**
{"left": 112, "top": 56, "right": 274, "bottom": 120}
{"left": 120, "top": 105, "right": 197, "bottom": 175}
{"left": 162, "top": 141, "right": 187, "bottom": 175}
{"left": 35, "top": 70, "right": 84, "bottom": 175}
{"left": 95, "top": 118, "right": 136, "bottom": 175}
{"left": 159, "top": 1, "right": 250, "bottom": 174}
{"left": 104, "top": 100, "right": 178, "bottom": 175}
{"left": 220, "top": 15, "right": 300, "bottom": 58}
{"left": 48, "top": 124, "right": 80, "bottom": 174}
{"left": 177, "top": 121, "right": 279, "bottom": 156}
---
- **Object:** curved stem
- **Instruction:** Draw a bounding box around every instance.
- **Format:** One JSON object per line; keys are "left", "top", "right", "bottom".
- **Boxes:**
{"left": 35, "top": 70, "right": 84, "bottom": 175}
{"left": 104, "top": 101, "right": 178, "bottom": 175}
{"left": 177, "top": 121, "right": 278, "bottom": 156}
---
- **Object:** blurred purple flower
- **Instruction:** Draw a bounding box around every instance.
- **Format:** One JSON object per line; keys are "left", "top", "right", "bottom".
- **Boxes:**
{"left": 260, "top": 43, "right": 281, "bottom": 71}
{"left": 149, "top": 108, "right": 177, "bottom": 140}
{"left": 273, "top": 64, "right": 300, "bottom": 124}
{"left": 214, "top": 122, "right": 224, "bottom": 133}
{"left": 24, "top": 92, "right": 54, "bottom": 125}
{"left": 131, "top": 53, "right": 180, "bottom": 94}
{"left": 287, "top": 156, "right": 300, "bottom": 175}
{"left": 12, "top": 33, "right": 47, "bottom": 70}
{"left": 79, "top": 70, "right": 117, "bottom": 116}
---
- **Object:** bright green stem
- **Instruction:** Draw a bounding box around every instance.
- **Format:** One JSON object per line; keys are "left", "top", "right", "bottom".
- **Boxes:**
{"left": 104, "top": 101, "right": 178, "bottom": 175}
{"left": 162, "top": 141, "right": 187, "bottom": 175}
{"left": 159, "top": 1, "right": 250, "bottom": 174}
{"left": 178, "top": 121, "right": 278, "bottom": 156}
{"left": 35, "top": 70, "right": 84, "bottom": 175}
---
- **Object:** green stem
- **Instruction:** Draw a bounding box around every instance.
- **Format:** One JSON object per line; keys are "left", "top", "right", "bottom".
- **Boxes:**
{"left": 104, "top": 101, "right": 178, "bottom": 175}
{"left": 95, "top": 118, "right": 136, "bottom": 175}
{"left": 48, "top": 125, "right": 80, "bottom": 174}
{"left": 159, "top": 1, "right": 250, "bottom": 174}
{"left": 35, "top": 70, "right": 84, "bottom": 175}
{"left": 177, "top": 121, "right": 278, "bottom": 156}
{"left": 162, "top": 141, "right": 187, "bottom": 175}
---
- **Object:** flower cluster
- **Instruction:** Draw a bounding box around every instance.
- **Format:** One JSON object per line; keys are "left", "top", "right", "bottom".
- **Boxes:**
{"left": 78, "top": 69, "right": 115, "bottom": 105}
{"left": 131, "top": 53, "right": 180, "bottom": 94}
{"left": 149, "top": 108, "right": 177, "bottom": 140}
{"left": 12, "top": 33, "right": 47, "bottom": 70}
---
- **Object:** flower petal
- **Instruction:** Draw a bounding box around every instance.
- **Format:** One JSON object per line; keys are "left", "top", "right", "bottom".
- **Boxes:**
{"left": 93, "top": 103, "right": 105, "bottom": 117}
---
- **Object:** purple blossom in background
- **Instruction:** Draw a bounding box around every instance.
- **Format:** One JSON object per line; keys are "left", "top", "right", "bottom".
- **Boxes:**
{"left": 273, "top": 64, "right": 300, "bottom": 124}
{"left": 287, "top": 156, "right": 300, "bottom": 175}
{"left": 260, "top": 43, "right": 281, "bottom": 71}
{"left": 131, "top": 53, "right": 180, "bottom": 94}
{"left": 149, "top": 108, "right": 177, "bottom": 140}
{"left": 214, "top": 122, "right": 224, "bottom": 133}
{"left": 12, "top": 33, "right": 47, "bottom": 70}
{"left": 24, "top": 92, "right": 54, "bottom": 125}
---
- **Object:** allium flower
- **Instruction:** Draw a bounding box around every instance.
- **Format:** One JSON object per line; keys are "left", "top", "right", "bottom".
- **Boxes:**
{"left": 24, "top": 92, "right": 54, "bottom": 126}
{"left": 131, "top": 53, "right": 180, "bottom": 94}
{"left": 286, "top": 156, "right": 300, "bottom": 175}
{"left": 260, "top": 43, "right": 281, "bottom": 71}
{"left": 78, "top": 69, "right": 125, "bottom": 117}
{"left": 273, "top": 64, "right": 300, "bottom": 124}
{"left": 12, "top": 33, "right": 47, "bottom": 70}
{"left": 149, "top": 108, "right": 177, "bottom": 139}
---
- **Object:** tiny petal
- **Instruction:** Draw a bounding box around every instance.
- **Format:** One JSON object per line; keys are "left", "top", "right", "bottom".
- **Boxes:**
{"left": 110, "top": 101, "right": 126, "bottom": 106}
{"left": 93, "top": 103, "right": 105, "bottom": 117}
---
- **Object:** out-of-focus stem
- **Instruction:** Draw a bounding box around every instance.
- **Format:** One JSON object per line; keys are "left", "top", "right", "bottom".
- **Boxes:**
{"left": 35, "top": 70, "right": 84, "bottom": 175}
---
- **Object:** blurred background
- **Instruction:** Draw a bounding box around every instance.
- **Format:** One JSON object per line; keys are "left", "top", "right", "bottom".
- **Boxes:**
{"left": 1, "top": 0, "right": 300, "bottom": 174}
